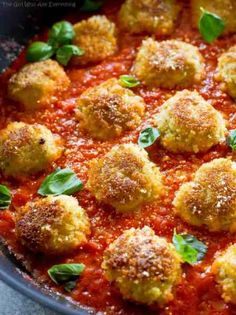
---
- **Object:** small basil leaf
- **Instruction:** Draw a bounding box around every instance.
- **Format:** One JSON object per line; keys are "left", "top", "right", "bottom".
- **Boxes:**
{"left": 48, "top": 263, "right": 85, "bottom": 284}
{"left": 172, "top": 230, "right": 207, "bottom": 265}
{"left": 56, "top": 45, "right": 84, "bottom": 66}
{"left": 119, "top": 75, "right": 140, "bottom": 88}
{"left": 199, "top": 9, "right": 225, "bottom": 43}
{"left": 227, "top": 130, "right": 236, "bottom": 150}
{"left": 64, "top": 280, "right": 77, "bottom": 292}
{"left": 0, "top": 185, "right": 11, "bottom": 210}
{"left": 26, "top": 42, "right": 54, "bottom": 62}
{"left": 180, "top": 234, "right": 208, "bottom": 261}
{"left": 48, "top": 21, "right": 75, "bottom": 47}
{"left": 38, "top": 168, "right": 83, "bottom": 196}
{"left": 138, "top": 127, "right": 160, "bottom": 148}
{"left": 80, "top": 0, "right": 103, "bottom": 12}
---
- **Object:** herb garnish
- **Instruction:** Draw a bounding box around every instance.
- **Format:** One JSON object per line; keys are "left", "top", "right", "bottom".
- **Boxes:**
{"left": 38, "top": 168, "right": 83, "bottom": 196}
{"left": 227, "top": 130, "right": 236, "bottom": 151}
{"left": 138, "top": 127, "right": 160, "bottom": 148}
{"left": 172, "top": 230, "right": 207, "bottom": 265}
{"left": 48, "top": 263, "right": 85, "bottom": 292}
{"left": 26, "top": 21, "right": 84, "bottom": 66}
{"left": 199, "top": 8, "right": 225, "bottom": 43}
{"left": 80, "top": 0, "right": 103, "bottom": 12}
{"left": 119, "top": 75, "right": 140, "bottom": 88}
{"left": 56, "top": 45, "right": 84, "bottom": 66}
{"left": 0, "top": 185, "right": 11, "bottom": 210}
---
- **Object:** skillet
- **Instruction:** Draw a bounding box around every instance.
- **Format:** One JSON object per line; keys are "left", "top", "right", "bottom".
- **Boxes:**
{"left": 0, "top": 1, "right": 91, "bottom": 314}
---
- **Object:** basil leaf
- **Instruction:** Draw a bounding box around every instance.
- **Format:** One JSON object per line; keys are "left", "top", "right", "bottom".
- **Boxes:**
{"left": 38, "top": 168, "right": 83, "bottom": 196}
{"left": 119, "top": 75, "right": 140, "bottom": 88}
{"left": 199, "top": 9, "right": 225, "bottom": 43}
{"left": 138, "top": 127, "right": 160, "bottom": 148}
{"left": 48, "top": 21, "right": 75, "bottom": 47}
{"left": 26, "top": 41, "right": 54, "bottom": 62}
{"left": 180, "top": 234, "right": 208, "bottom": 261}
{"left": 80, "top": 0, "right": 103, "bottom": 12}
{"left": 172, "top": 230, "right": 207, "bottom": 265}
{"left": 227, "top": 130, "right": 236, "bottom": 150}
{"left": 64, "top": 280, "right": 77, "bottom": 292}
{"left": 48, "top": 263, "right": 85, "bottom": 284}
{"left": 0, "top": 185, "right": 11, "bottom": 210}
{"left": 56, "top": 45, "right": 84, "bottom": 66}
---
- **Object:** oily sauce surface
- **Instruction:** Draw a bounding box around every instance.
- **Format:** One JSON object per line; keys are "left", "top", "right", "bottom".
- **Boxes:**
{"left": 1, "top": 1, "right": 236, "bottom": 314}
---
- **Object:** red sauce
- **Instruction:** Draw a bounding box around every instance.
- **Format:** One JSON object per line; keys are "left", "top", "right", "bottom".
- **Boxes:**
{"left": 1, "top": 1, "right": 236, "bottom": 314}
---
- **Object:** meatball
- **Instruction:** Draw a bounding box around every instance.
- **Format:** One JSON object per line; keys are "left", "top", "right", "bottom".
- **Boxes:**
{"left": 156, "top": 90, "right": 226, "bottom": 153}
{"left": 77, "top": 78, "right": 145, "bottom": 140}
{"left": 132, "top": 38, "right": 204, "bottom": 88}
{"left": 118, "top": 0, "right": 180, "bottom": 35}
{"left": 173, "top": 158, "right": 236, "bottom": 232}
{"left": 216, "top": 45, "right": 236, "bottom": 99}
{"left": 102, "top": 226, "right": 182, "bottom": 305}
{"left": 8, "top": 59, "right": 70, "bottom": 111}
{"left": 0, "top": 122, "right": 63, "bottom": 178}
{"left": 87, "top": 143, "right": 163, "bottom": 212}
{"left": 191, "top": 0, "right": 236, "bottom": 34}
{"left": 72, "top": 15, "right": 117, "bottom": 65}
{"left": 16, "top": 195, "right": 90, "bottom": 254}
{"left": 212, "top": 244, "right": 236, "bottom": 304}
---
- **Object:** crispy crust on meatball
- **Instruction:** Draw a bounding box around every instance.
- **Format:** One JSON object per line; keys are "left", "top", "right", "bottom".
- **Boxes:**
{"left": 132, "top": 38, "right": 204, "bottom": 88}
{"left": 102, "top": 226, "right": 182, "bottom": 305}
{"left": 118, "top": 0, "right": 180, "bottom": 35}
{"left": 216, "top": 45, "right": 236, "bottom": 99}
{"left": 156, "top": 90, "right": 226, "bottom": 153}
{"left": 173, "top": 158, "right": 236, "bottom": 232}
{"left": 16, "top": 195, "right": 90, "bottom": 254}
{"left": 212, "top": 244, "right": 236, "bottom": 304}
{"left": 72, "top": 15, "right": 117, "bottom": 65}
{"left": 8, "top": 59, "right": 70, "bottom": 111}
{"left": 77, "top": 78, "right": 145, "bottom": 140}
{"left": 87, "top": 143, "right": 163, "bottom": 212}
{"left": 0, "top": 122, "right": 63, "bottom": 179}
{"left": 191, "top": 0, "right": 236, "bottom": 34}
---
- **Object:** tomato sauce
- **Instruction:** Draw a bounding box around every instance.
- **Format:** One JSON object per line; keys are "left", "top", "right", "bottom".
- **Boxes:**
{"left": 1, "top": 1, "right": 236, "bottom": 314}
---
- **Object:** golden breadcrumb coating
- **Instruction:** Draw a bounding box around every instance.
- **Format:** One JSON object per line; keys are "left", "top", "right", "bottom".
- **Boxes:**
{"left": 216, "top": 45, "right": 236, "bottom": 99}
{"left": 156, "top": 90, "right": 226, "bottom": 153}
{"left": 0, "top": 122, "right": 63, "bottom": 179}
{"left": 8, "top": 59, "right": 70, "bottom": 111}
{"left": 212, "top": 244, "right": 236, "bottom": 304}
{"left": 132, "top": 38, "right": 204, "bottom": 88}
{"left": 174, "top": 158, "right": 236, "bottom": 232}
{"left": 87, "top": 143, "right": 163, "bottom": 212}
{"left": 77, "top": 78, "right": 145, "bottom": 140}
{"left": 72, "top": 15, "right": 117, "bottom": 65}
{"left": 119, "top": 0, "right": 180, "bottom": 35}
{"left": 102, "top": 226, "right": 182, "bottom": 305}
{"left": 16, "top": 195, "right": 90, "bottom": 254}
{"left": 191, "top": 0, "right": 236, "bottom": 34}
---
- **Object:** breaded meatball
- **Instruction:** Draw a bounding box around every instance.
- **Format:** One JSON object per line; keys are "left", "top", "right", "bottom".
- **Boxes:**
{"left": 0, "top": 122, "right": 63, "bottom": 178}
{"left": 77, "top": 78, "right": 145, "bottom": 140}
{"left": 119, "top": 0, "right": 180, "bottom": 35}
{"left": 216, "top": 45, "right": 236, "bottom": 99}
{"left": 212, "top": 244, "right": 236, "bottom": 304}
{"left": 8, "top": 59, "right": 70, "bottom": 111}
{"left": 132, "top": 38, "right": 204, "bottom": 88}
{"left": 156, "top": 90, "right": 226, "bottom": 153}
{"left": 87, "top": 143, "right": 163, "bottom": 212}
{"left": 72, "top": 15, "right": 117, "bottom": 65}
{"left": 173, "top": 158, "right": 236, "bottom": 232}
{"left": 191, "top": 0, "right": 236, "bottom": 34}
{"left": 102, "top": 226, "right": 182, "bottom": 305}
{"left": 16, "top": 195, "right": 90, "bottom": 254}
